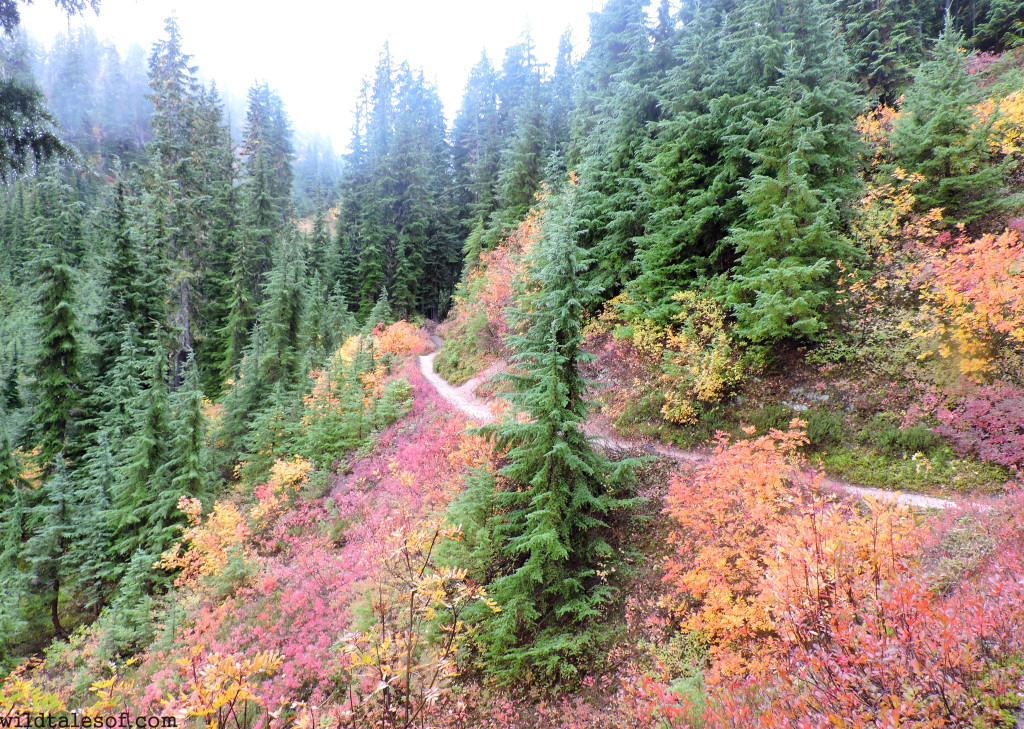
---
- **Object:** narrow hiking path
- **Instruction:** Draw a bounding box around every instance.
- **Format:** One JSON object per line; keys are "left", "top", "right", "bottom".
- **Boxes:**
{"left": 417, "top": 338, "right": 960, "bottom": 510}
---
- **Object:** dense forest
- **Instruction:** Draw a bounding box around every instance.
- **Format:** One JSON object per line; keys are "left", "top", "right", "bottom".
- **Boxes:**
{"left": 3, "top": 0, "right": 1024, "bottom": 726}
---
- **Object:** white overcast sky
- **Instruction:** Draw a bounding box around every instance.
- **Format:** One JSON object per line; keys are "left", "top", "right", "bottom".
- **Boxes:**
{"left": 19, "top": 0, "right": 605, "bottom": 147}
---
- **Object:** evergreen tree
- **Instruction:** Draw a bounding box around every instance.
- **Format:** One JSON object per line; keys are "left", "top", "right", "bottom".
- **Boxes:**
{"left": 362, "top": 286, "right": 393, "bottom": 332}
{"left": 2, "top": 344, "right": 21, "bottom": 411}
{"left": 482, "top": 37, "right": 548, "bottom": 250}
{"left": 636, "top": 0, "right": 859, "bottom": 323}
{"left": 95, "top": 182, "right": 163, "bottom": 376}
{"left": 319, "top": 284, "right": 357, "bottom": 357}
{"left": 453, "top": 52, "right": 502, "bottom": 244}
{"left": 572, "top": 0, "right": 662, "bottom": 300}
{"left": 219, "top": 246, "right": 256, "bottom": 381}
{"left": 146, "top": 17, "right": 203, "bottom": 387}
{"left": 78, "top": 325, "right": 147, "bottom": 587}
{"left": 157, "top": 355, "right": 210, "bottom": 537}
{"left": 191, "top": 83, "right": 240, "bottom": 392}
{"left": 23, "top": 455, "right": 73, "bottom": 639}
{"left": 457, "top": 186, "right": 636, "bottom": 683}
{"left": 220, "top": 240, "right": 307, "bottom": 455}
{"left": 257, "top": 238, "right": 308, "bottom": 395}
{"left": 307, "top": 199, "right": 336, "bottom": 283}
{"left": 31, "top": 173, "right": 85, "bottom": 468}
{"left": 892, "top": 16, "right": 1007, "bottom": 224}
{"left": 0, "top": 76, "right": 69, "bottom": 177}
{"left": 66, "top": 430, "right": 116, "bottom": 610}
{"left": 832, "top": 0, "right": 927, "bottom": 100}
{"left": 109, "top": 352, "right": 172, "bottom": 565}
{"left": 724, "top": 55, "right": 859, "bottom": 342}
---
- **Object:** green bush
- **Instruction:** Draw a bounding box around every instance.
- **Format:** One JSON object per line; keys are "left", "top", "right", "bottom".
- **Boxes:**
{"left": 805, "top": 409, "right": 845, "bottom": 449}
{"left": 861, "top": 413, "right": 943, "bottom": 455}
{"left": 435, "top": 308, "right": 492, "bottom": 385}
{"left": 747, "top": 403, "right": 795, "bottom": 433}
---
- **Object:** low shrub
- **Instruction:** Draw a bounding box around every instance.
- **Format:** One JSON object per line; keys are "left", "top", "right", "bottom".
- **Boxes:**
{"left": 803, "top": 408, "right": 845, "bottom": 449}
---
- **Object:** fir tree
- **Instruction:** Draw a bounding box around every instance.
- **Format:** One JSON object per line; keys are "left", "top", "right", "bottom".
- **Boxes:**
{"left": 892, "top": 16, "right": 1007, "bottom": 225}
{"left": 66, "top": 429, "right": 116, "bottom": 610}
{"left": 723, "top": 49, "right": 860, "bottom": 343}
{"left": 832, "top": 0, "right": 926, "bottom": 101}
{"left": 109, "top": 352, "right": 172, "bottom": 565}
{"left": 636, "top": 0, "right": 859, "bottom": 322}
{"left": 457, "top": 185, "right": 636, "bottom": 683}
{"left": 572, "top": 0, "right": 662, "bottom": 300}
{"left": 452, "top": 52, "right": 502, "bottom": 242}
{"left": 362, "top": 286, "right": 393, "bottom": 333}
{"left": 23, "top": 455, "right": 73, "bottom": 639}
{"left": 95, "top": 182, "right": 164, "bottom": 376}
{"left": 257, "top": 238, "right": 308, "bottom": 395}
{"left": 31, "top": 174, "right": 85, "bottom": 469}
{"left": 164, "top": 356, "right": 210, "bottom": 498}
{"left": 2, "top": 344, "right": 21, "bottom": 411}
{"left": 220, "top": 240, "right": 307, "bottom": 455}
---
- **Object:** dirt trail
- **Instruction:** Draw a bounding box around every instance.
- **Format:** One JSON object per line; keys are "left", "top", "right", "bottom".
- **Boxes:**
{"left": 417, "top": 341, "right": 959, "bottom": 511}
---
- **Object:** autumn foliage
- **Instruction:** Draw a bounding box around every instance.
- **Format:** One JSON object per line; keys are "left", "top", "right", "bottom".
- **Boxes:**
{"left": 645, "top": 424, "right": 1024, "bottom": 727}
{"left": 914, "top": 228, "right": 1024, "bottom": 378}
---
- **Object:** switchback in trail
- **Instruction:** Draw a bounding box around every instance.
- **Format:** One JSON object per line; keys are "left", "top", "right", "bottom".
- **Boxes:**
{"left": 417, "top": 340, "right": 961, "bottom": 511}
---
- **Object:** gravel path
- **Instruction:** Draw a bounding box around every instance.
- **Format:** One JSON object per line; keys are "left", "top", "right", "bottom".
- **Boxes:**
{"left": 417, "top": 344, "right": 960, "bottom": 511}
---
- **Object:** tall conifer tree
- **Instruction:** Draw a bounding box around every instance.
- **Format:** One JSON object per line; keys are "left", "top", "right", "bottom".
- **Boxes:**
{"left": 458, "top": 185, "right": 636, "bottom": 682}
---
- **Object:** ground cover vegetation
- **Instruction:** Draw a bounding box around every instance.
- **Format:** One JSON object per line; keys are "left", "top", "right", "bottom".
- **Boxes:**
{"left": 3, "top": 0, "right": 1024, "bottom": 725}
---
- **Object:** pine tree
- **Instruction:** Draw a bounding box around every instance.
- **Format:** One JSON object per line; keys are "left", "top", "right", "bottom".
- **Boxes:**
{"left": 76, "top": 326, "right": 146, "bottom": 595}
{"left": 109, "top": 352, "right": 172, "bottom": 565}
{"left": 31, "top": 173, "right": 85, "bottom": 469}
{"left": 457, "top": 185, "right": 636, "bottom": 683}
{"left": 832, "top": 0, "right": 926, "bottom": 101}
{"left": 892, "top": 16, "right": 1007, "bottom": 224}
{"left": 636, "top": 0, "right": 859, "bottom": 322}
{"left": 572, "top": 0, "right": 662, "bottom": 300}
{"left": 23, "top": 455, "right": 73, "bottom": 639}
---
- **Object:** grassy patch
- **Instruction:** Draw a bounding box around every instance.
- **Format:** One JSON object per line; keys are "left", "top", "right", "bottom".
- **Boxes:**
{"left": 816, "top": 445, "right": 1009, "bottom": 495}
{"left": 612, "top": 397, "right": 1010, "bottom": 495}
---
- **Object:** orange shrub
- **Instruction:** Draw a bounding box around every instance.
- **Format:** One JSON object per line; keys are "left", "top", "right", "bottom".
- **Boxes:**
{"left": 374, "top": 320, "right": 430, "bottom": 357}
{"left": 663, "top": 423, "right": 813, "bottom": 676}
{"left": 663, "top": 423, "right": 923, "bottom": 680}
{"left": 914, "top": 228, "right": 1024, "bottom": 379}
{"left": 156, "top": 496, "right": 253, "bottom": 586}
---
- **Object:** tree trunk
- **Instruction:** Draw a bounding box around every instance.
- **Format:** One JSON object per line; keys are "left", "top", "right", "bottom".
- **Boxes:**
{"left": 50, "top": 576, "right": 67, "bottom": 640}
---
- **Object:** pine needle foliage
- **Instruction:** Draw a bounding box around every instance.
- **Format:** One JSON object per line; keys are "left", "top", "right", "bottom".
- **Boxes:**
{"left": 460, "top": 183, "right": 638, "bottom": 685}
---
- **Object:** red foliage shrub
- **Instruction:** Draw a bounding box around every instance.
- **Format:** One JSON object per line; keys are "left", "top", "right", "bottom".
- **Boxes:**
{"left": 935, "top": 380, "right": 1024, "bottom": 468}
